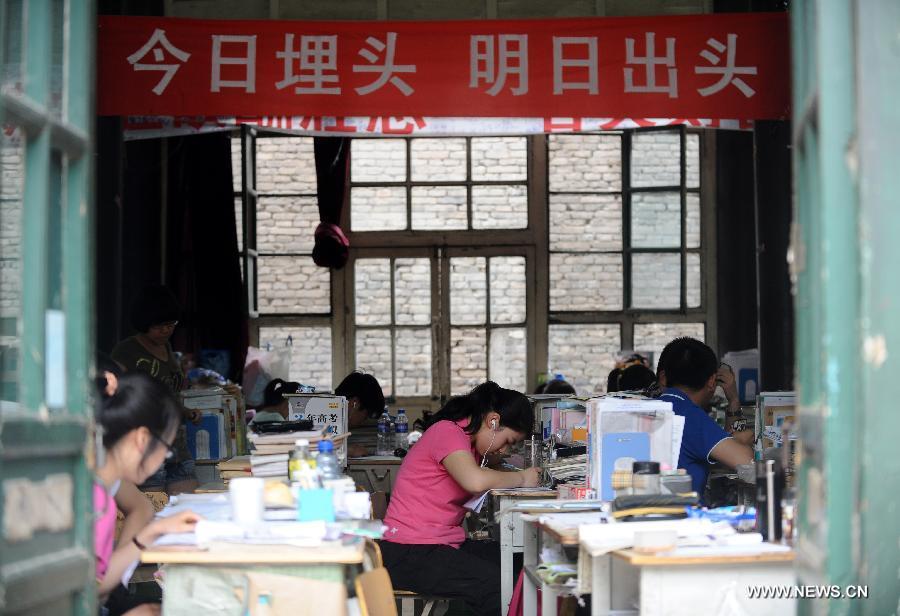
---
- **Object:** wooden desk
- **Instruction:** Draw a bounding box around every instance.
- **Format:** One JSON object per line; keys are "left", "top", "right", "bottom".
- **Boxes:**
{"left": 520, "top": 515, "right": 797, "bottom": 616}
{"left": 194, "top": 481, "right": 227, "bottom": 493}
{"left": 487, "top": 488, "right": 558, "bottom": 613}
{"left": 585, "top": 542, "right": 795, "bottom": 616}
{"left": 142, "top": 540, "right": 366, "bottom": 615}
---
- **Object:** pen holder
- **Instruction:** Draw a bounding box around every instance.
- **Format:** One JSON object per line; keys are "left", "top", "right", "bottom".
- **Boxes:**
{"left": 298, "top": 488, "right": 335, "bottom": 523}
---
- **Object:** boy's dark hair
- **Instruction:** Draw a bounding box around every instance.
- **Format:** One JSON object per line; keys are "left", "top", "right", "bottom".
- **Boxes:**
{"left": 660, "top": 337, "right": 718, "bottom": 391}
{"left": 96, "top": 371, "right": 181, "bottom": 455}
{"left": 261, "top": 378, "right": 303, "bottom": 408}
{"left": 543, "top": 379, "right": 576, "bottom": 395}
{"left": 129, "top": 285, "right": 181, "bottom": 333}
{"left": 607, "top": 368, "right": 623, "bottom": 393}
{"left": 657, "top": 339, "right": 686, "bottom": 380}
{"left": 430, "top": 381, "right": 534, "bottom": 436}
{"left": 618, "top": 364, "right": 658, "bottom": 392}
{"left": 335, "top": 372, "right": 385, "bottom": 418}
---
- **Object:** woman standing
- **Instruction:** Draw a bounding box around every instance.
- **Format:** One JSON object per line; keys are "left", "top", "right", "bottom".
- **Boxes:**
{"left": 112, "top": 285, "right": 199, "bottom": 494}
{"left": 378, "top": 382, "right": 540, "bottom": 615}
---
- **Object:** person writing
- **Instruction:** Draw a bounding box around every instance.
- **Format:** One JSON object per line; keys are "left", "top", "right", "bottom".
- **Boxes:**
{"left": 657, "top": 338, "right": 754, "bottom": 499}
{"left": 378, "top": 382, "right": 540, "bottom": 616}
{"left": 94, "top": 370, "right": 201, "bottom": 614}
{"left": 250, "top": 378, "right": 304, "bottom": 424}
{"left": 335, "top": 371, "right": 385, "bottom": 457}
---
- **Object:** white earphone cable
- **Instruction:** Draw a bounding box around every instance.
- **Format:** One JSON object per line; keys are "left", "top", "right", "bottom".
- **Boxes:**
{"left": 480, "top": 425, "right": 497, "bottom": 468}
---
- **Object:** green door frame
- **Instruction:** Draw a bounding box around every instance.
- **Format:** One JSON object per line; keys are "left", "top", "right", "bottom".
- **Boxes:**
{"left": 0, "top": 0, "right": 96, "bottom": 614}
{"left": 792, "top": 2, "right": 900, "bottom": 614}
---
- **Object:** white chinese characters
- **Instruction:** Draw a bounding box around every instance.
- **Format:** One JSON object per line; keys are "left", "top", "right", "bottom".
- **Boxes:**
{"left": 127, "top": 29, "right": 191, "bottom": 96}
{"left": 625, "top": 32, "right": 678, "bottom": 98}
{"left": 694, "top": 34, "right": 757, "bottom": 97}
{"left": 553, "top": 37, "right": 599, "bottom": 94}
{"left": 352, "top": 33, "right": 417, "bottom": 96}
{"left": 470, "top": 35, "right": 529, "bottom": 96}
{"left": 276, "top": 34, "right": 340, "bottom": 94}
{"left": 211, "top": 35, "right": 257, "bottom": 93}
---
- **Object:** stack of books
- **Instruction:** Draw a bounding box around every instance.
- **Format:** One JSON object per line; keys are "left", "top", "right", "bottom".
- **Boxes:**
{"left": 243, "top": 428, "right": 351, "bottom": 481}
{"left": 217, "top": 455, "right": 251, "bottom": 482}
{"left": 249, "top": 453, "right": 288, "bottom": 479}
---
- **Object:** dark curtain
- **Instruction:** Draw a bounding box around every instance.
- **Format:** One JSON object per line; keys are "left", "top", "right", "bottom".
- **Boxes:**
{"left": 312, "top": 137, "right": 351, "bottom": 269}
{"left": 165, "top": 133, "right": 247, "bottom": 382}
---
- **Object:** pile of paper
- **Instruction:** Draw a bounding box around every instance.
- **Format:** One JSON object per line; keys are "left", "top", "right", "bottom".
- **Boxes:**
{"left": 250, "top": 453, "right": 288, "bottom": 479}
{"left": 546, "top": 454, "right": 587, "bottom": 484}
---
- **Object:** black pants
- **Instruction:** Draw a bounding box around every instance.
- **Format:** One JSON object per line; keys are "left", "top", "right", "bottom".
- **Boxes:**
{"left": 378, "top": 539, "right": 504, "bottom": 616}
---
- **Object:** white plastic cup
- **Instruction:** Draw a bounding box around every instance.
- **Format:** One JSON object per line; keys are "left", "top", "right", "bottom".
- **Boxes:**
{"left": 229, "top": 477, "right": 265, "bottom": 526}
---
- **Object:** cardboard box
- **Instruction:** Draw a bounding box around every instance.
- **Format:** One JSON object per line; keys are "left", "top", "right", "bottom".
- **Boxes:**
{"left": 286, "top": 394, "right": 348, "bottom": 435}
{"left": 558, "top": 483, "right": 590, "bottom": 500}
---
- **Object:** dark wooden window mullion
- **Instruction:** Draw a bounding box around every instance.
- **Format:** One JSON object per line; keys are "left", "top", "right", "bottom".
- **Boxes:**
{"left": 466, "top": 137, "right": 473, "bottom": 231}
{"left": 680, "top": 126, "right": 688, "bottom": 312}
{"left": 390, "top": 256, "right": 398, "bottom": 397}
{"left": 405, "top": 140, "right": 413, "bottom": 231}
{"left": 485, "top": 257, "right": 492, "bottom": 381}
{"left": 622, "top": 131, "right": 633, "bottom": 314}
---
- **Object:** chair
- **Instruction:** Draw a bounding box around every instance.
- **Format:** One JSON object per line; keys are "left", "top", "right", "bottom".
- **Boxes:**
{"left": 393, "top": 590, "right": 451, "bottom": 616}
{"left": 355, "top": 567, "right": 398, "bottom": 616}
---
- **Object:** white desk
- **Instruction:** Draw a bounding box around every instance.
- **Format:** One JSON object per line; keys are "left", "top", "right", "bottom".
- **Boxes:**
{"left": 520, "top": 514, "right": 797, "bottom": 616}
{"left": 487, "top": 488, "right": 558, "bottom": 612}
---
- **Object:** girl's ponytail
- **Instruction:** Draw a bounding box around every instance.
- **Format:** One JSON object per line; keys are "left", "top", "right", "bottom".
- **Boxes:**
{"left": 95, "top": 371, "right": 180, "bottom": 452}
{"left": 429, "top": 381, "right": 533, "bottom": 436}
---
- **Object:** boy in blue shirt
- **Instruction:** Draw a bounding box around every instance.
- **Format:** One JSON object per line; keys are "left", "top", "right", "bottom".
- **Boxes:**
{"left": 658, "top": 338, "right": 754, "bottom": 497}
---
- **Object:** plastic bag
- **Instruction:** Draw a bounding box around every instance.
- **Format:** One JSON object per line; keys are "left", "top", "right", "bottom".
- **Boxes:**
{"left": 242, "top": 343, "right": 293, "bottom": 407}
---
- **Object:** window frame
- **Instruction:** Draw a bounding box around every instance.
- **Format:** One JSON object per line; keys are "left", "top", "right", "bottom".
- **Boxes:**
{"left": 237, "top": 130, "right": 716, "bottom": 400}
{"left": 546, "top": 127, "right": 718, "bottom": 359}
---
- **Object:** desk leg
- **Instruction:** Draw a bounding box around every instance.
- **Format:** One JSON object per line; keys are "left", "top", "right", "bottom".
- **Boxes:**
{"left": 590, "top": 553, "right": 611, "bottom": 616}
{"left": 541, "top": 582, "right": 559, "bottom": 616}
{"left": 522, "top": 519, "right": 538, "bottom": 616}
{"left": 500, "top": 509, "right": 514, "bottom": 611}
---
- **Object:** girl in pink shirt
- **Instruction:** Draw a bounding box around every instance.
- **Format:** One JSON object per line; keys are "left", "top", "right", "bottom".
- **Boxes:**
{"left": 380, "top": 382, "right": 540, "bottom": 615}
{"left": 94, "top": 370, "right": 201, "bottom": 615}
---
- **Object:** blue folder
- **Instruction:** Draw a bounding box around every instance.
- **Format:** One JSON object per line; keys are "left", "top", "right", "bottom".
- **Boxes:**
{"left": 601, "top": 432, "right": 650, "bottom": 501}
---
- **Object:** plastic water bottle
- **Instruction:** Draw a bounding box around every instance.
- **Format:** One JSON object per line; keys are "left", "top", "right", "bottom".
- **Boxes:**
{"left": 395, "top": 409, "right": 409, "bottom": 450}
{"left": 289, "top": 439, "right": 320, "bottom": 489}
{"left": 316, "top": 440, "right": 341, "bottom": 480}
{"left": 376, "top": 409, "right": 391, "bottom": 456}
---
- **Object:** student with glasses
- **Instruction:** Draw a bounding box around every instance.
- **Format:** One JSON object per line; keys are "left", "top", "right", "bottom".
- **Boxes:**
{"left": 111, "top": 285, "right": 199, "bottom": 494}
{"left": 93, "top": 369, "right": 202, "bottom": 615}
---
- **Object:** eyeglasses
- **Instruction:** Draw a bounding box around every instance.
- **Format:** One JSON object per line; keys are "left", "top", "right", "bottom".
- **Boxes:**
{"left": 150, "top": 320, "right": 179, "bottom": 330}
{"left": 151, "top": 431, "right": 176, "bottom": 459}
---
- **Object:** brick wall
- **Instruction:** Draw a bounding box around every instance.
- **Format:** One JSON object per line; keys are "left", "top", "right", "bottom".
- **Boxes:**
{"left": 1, "top": 134, "right": 22, "bottom": 323}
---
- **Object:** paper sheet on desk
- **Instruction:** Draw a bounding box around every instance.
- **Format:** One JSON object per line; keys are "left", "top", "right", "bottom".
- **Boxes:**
{"left": 157, "top": 493, "right": 231, "bottom": 521}
{"left": 672, "top": 414, "right": 685, "bottom": 467}
{"left": 464, "top": 492, "right": 489, "bottom": 513}
{"left": 464, "top": 487, "right": 553, "bottom": 513}
{"left": 152, "top": 519, "right": 332, "bottom": 548}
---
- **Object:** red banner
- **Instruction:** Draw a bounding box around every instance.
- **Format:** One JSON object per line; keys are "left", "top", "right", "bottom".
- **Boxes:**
{"left": 98, "top": 13, "right": 789, "bottom": 120}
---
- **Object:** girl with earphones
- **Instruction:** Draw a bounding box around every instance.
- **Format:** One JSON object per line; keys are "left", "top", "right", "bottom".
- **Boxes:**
{"left": 378, "top": 381, "right": 539, "bottom": 616}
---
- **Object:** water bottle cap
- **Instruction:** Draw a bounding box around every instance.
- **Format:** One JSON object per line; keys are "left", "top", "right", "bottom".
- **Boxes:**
{"left": 295, "top": 439, "right": 309, "bottom": 447}
{"left": 318, "top": 440, "right": 334, "bottom": 452}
